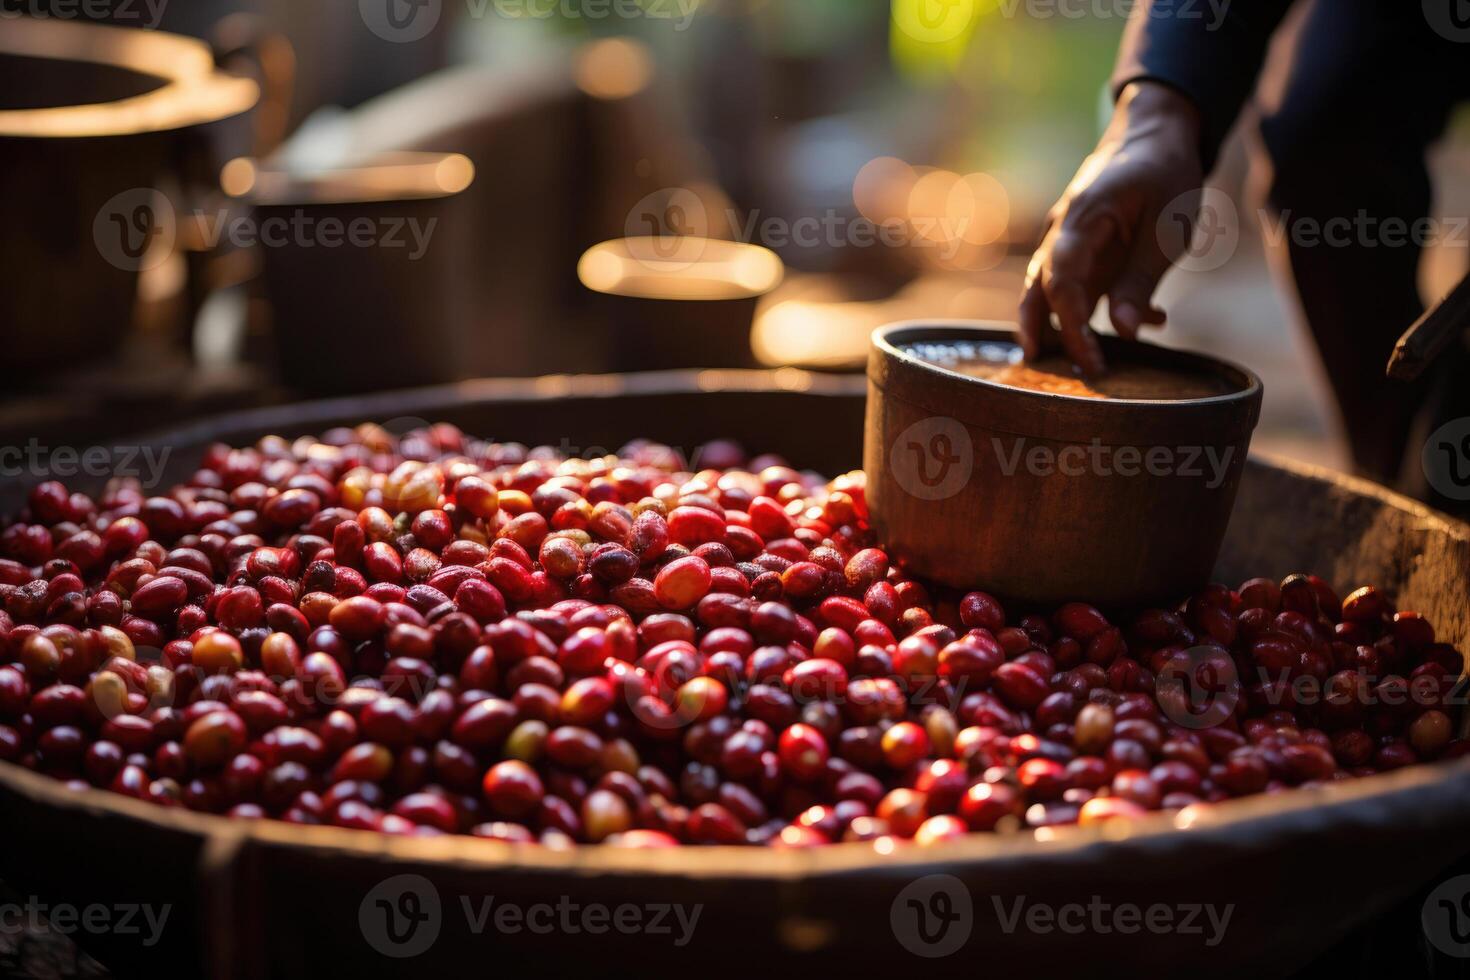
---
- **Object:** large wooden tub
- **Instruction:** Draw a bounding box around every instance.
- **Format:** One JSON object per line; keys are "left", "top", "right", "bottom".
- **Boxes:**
{"left": 0, "top": 371, "right": 1466, "bottom": 978}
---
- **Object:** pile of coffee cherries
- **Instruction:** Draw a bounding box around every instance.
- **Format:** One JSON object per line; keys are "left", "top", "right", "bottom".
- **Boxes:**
{"left": 0, "top": 423, "right": 1462, "bottom": 848}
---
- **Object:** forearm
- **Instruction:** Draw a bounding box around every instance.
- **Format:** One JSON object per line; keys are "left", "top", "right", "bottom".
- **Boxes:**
{"left": 1111, "top": 0, "right": 1295, "bottom": 172}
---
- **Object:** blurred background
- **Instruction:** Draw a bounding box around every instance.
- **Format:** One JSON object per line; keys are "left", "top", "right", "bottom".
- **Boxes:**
{"left": 3, "top": 0, "right": 1469, "bottom": 475}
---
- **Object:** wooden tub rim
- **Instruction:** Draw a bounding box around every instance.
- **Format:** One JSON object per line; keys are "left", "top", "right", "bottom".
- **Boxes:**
{"left": 4, "top": 745, "right": 1470, "bottom": 880}
{"left": 871, "top": 320, "right": 1265, "bottom": 446}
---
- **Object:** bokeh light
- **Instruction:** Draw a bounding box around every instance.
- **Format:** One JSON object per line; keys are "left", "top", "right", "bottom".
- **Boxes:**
{"left": 575, "top": 38, "right": 654, "bottom": 101}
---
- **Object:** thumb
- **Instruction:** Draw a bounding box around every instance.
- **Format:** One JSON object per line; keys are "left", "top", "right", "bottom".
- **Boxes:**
{"left": 1107, "top": 235, "right": 1172, "bottom": 341}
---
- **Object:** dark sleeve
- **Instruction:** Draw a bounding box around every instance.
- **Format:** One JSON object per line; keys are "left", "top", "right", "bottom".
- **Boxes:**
{"left": 1111, "top": 0, "right": 1296, "bottom": 171}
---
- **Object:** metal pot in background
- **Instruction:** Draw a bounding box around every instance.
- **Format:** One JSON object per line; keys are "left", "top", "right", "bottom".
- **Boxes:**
{"left": 0, "top": 18, "right": 257, "bottom": 372}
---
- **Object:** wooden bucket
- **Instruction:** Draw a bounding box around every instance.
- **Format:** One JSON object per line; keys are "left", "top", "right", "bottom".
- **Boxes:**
{"left": 866, "top": 322, "right": 1264, "bottom": 608}
{"left": 0, "top": 18, "right": 257, "bottom": 370}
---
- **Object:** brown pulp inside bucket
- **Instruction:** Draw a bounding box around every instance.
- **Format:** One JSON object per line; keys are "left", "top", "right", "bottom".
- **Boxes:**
{"left": 899, "top": 338, "right": 1236, "bottom": 401}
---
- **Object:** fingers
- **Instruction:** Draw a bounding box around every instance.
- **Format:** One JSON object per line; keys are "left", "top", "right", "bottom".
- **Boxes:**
{"left": 1109, "top": 294, "right": 1167, "bottom": 342}
{"left": 1043, "top": 264, "right": 1103, "bottom": 374}
{"left": 1041, "top": 215, "right": 1118, "bottom": 376}
{"left": 1107, "top": 234, "right": 1173, "bottom": 341}
{"left": 1109, "top": 300, "right": 1167, "bottom": 342}
{"left": 1018, "top": 276, "right": 1051, "bottom": 363}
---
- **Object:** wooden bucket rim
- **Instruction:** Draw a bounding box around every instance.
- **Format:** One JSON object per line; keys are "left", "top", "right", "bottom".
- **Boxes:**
{"left": 3, "top": 754, "right": 1470, "bottom": 877}
{"left": 872, "top": 320, "right": 1264, "bottom": 406}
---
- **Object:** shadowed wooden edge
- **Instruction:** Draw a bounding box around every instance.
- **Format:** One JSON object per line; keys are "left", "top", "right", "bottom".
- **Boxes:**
{"left": 1225, "top": 450, "right": 1470, "bottom": 656}
{"left": 90, "top": 369, "right": 864, "bottom": 468}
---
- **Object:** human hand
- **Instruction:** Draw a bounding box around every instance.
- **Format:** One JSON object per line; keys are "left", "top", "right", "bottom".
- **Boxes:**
{"left": 1019, "top": 81, "right": 1205, "bottom": 375}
